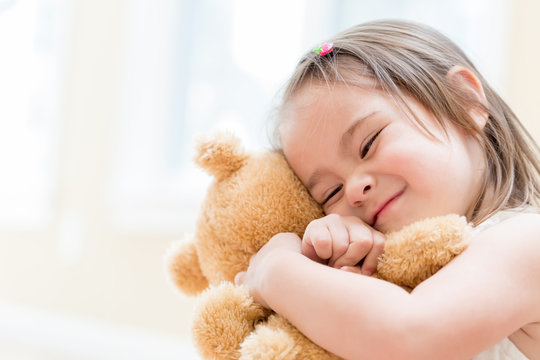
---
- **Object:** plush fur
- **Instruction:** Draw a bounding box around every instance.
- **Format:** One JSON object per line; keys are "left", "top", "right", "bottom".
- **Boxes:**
{"left": 165, "top": 133, "right": 472, "bottom": 360}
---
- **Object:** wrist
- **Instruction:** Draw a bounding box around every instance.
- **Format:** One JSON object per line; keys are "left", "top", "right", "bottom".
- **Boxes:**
{"left": 260, "top": 250, "right": 305, "bottom": 308}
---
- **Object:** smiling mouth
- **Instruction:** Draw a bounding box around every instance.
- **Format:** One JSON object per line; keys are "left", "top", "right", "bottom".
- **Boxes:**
{"left": 372, "top": 189, "right": 405, "bottom": 226}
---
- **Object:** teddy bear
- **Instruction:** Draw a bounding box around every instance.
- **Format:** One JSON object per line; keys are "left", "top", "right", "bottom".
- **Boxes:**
{"left": 165, "top": 132, "right": 472, "bottom": 360}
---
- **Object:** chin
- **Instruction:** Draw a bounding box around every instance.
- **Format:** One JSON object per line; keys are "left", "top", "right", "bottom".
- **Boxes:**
{"left": 378, "top": 217, "right": 415, "bottom": 233}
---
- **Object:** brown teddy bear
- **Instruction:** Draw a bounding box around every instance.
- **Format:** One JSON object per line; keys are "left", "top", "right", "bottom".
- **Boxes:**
{"left": 165, "top": 133, "right": 472, "bottom": 360}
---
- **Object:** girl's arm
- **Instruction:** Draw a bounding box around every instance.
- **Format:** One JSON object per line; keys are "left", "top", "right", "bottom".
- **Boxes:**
{"left": 242, "top": 214, "right": 540, "bottom": 360}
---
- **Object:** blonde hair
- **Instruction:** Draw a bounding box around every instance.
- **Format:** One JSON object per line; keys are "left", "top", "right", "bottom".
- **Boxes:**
{"left": 273, "top": 19, "right": 540, "bottom": 225}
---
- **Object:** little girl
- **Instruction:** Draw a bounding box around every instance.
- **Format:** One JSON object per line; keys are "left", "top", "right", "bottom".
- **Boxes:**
{"left": 235, "top": 20, "right": 540, "bottom": 359}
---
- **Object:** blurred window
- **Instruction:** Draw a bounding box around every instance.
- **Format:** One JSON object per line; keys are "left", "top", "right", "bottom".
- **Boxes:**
{"left": 0, "top": 0, "right": 70, "bottom": 227}
{"left": 109, "top": 0, "right": 510, "bottom": 232}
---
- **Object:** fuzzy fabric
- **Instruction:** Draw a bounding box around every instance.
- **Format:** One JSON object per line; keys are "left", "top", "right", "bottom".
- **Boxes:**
{"left": 165, "top": 133, "right": 471, "bottom": 360}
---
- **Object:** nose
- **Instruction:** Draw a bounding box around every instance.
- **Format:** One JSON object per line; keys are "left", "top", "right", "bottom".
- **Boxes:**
{"left": 344, "top": 170, "right": 374, "bottom": 207}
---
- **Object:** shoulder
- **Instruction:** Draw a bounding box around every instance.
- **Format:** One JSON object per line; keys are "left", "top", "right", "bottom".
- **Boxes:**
{"left": 472, "top": 212, "right": 540, "bottom": 266}
{"left": 407, "top": 212, "right": 540, "bottom": 357}
{"left": 414, "top": 212, "right": 540, "bottom": 318}
{"left": 473, "top": 212, "right": 540, "bottom": 254}
{"left": 470, "top": 212, "right": 540, "bottom": 313}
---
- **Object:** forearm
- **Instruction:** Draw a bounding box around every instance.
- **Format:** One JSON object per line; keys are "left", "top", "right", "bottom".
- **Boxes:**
{"left": 250, "top": 216, "right": 540, "bottom": 360}
{"left": 261, "top": 252, "right": 418, "bottom": 360}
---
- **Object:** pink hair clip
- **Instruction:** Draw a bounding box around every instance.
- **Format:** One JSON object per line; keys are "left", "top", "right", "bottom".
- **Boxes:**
{"left": 314, "top": 42, "right": 334, "bottom": 56}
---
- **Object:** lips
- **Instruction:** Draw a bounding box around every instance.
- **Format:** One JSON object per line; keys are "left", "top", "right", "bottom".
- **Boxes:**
{"left": 371, "top": 188, "right": 405, "bottom": 226}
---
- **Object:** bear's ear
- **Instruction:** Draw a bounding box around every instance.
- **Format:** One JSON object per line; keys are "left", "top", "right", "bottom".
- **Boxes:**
{"left": 164, "top": 237, "right": 209, "bottom": 296}
{"left": 194, "top": 132, "right": 249, "bottom": 181}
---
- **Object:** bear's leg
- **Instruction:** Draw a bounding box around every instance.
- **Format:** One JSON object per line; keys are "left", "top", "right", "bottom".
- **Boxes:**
{"left": 240, "top": 314, "right": 342, "bottom": 360}
{"left": 193, "top": 283, "right": 270, "bottom": 360}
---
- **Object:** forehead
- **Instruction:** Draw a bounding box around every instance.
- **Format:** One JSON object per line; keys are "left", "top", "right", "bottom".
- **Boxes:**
{"left": 279, "top": 81, "right": 450, "bottom": 159}
{"left": 279, "top": 83, "right": 384, "bottom": 180}
{"left": 286, "top": 75, "right": 378, "bottom": 107}
{"left": 282, "top": 72, "right": 384, "bottom": 114}
{"left": 280, "top": 80, "right": 382, "bottom": 139}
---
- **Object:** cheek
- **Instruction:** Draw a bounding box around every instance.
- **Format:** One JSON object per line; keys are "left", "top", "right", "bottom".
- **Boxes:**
{"left": 380, "top": 137, "right": 451, "bottom": 194}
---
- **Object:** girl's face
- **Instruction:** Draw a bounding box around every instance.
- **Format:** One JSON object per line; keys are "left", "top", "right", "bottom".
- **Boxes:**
{"left": 280, "top": 81, "right": 486, "bottom": 232}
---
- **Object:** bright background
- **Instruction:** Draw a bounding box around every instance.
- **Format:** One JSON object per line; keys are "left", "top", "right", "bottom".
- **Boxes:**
{"left": 0, "top": 0, "right": 539, "bottom": 359}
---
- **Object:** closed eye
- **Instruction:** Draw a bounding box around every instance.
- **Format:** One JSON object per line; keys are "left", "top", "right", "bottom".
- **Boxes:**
{"left": 322, "top": 185, "right": 343, "bottom": 205}
{"left": 361, "top": 129, "right": 383, "bottom": 158}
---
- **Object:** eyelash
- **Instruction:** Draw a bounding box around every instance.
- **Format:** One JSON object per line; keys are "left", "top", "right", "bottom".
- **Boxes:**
{"left": 322, "top": 185, "right": 342, "bottom": 206}
{"left": 361, "top": 128, "right": 383, "bottom": 158}
{"left": 321, "top": 128, "right": 383, "bottom": 206}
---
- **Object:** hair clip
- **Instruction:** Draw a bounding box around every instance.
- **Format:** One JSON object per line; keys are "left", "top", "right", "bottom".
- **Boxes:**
{"left": 314, "top": 42, "right": 334, "bottom": 56}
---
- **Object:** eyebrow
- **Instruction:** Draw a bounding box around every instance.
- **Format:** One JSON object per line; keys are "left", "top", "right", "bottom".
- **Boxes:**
{"left": 339, "top": 111, "right": 378, "bottom": 149}
{"left": 307, "top": 168, "right": 329, "bottom": 191}
{"left": 307, "top": 111, "right": 378, "bottom": 191}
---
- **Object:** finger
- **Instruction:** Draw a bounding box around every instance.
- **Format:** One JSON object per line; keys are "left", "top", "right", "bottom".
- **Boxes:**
{"left": 326, "top": 221, "right": 350, "bottom": 267}
{"left": 361, "top": 232, "right": 385, "bottom": 276}
{"left": 340, "top": 265, "right": 363, "bottom": 274}
{"left": 303, "top": 224, "right": 333, "bottom": 260}
{"left": 332, "top": 241, "right": 371, "bottom": 269}
{"left": 301, "top": 225, "right": 321, "bottom": 262}
{"left": 235, "top": 271, "right": 246, "bottom": 285}
{"left": 332, "top": 224, "right": 373, "bottom": 269}
{"left": 301, "top": 238, "right": 323, "bottom": 263}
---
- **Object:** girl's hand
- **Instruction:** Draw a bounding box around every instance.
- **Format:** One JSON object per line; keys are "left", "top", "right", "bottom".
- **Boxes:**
{"left": 302, "top": 214, "right": 385, "bottom": 275}
{"left": 235, "top": 232, "right": 302, "bottom": 308}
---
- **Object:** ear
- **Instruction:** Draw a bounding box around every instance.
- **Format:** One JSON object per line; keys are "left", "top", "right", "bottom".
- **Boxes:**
{"left": 194, "top": 132, "right": 249, "bottom": 181}
{"left": 446, "top": 65, "right": 488, "bottom": 130}
{"left": 164, "top": 236, "right": 209, "bottom": 296}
